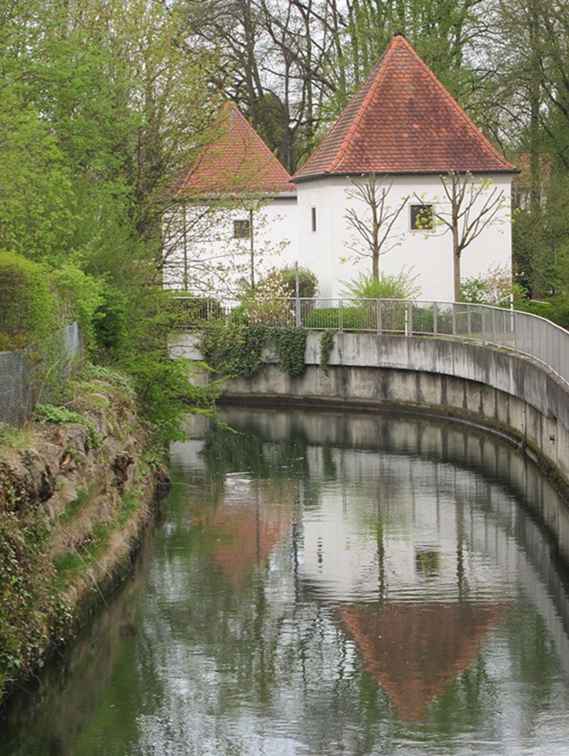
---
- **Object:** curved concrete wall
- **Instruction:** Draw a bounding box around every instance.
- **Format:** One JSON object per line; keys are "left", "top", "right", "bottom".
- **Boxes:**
{"left": 194, "top": 332, "right": 569, "bottom": 493}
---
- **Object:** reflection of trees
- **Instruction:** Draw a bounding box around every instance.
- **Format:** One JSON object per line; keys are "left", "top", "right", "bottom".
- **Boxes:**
{"left": 7, "top": 409, "right": 569, "bottom": 755}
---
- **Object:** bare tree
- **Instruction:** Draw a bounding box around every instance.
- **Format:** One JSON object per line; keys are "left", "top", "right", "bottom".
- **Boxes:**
{"left": 416, "top": 171, "right": 506, "bottom": 300}
{"left": 345, "top": 175, "right": 409, "bottom": 279}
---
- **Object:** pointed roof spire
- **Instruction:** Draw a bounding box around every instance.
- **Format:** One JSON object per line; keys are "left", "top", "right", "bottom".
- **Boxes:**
{"left": 180, "top": 102, "right": 296, "bottom": 195}
{"left": 294, "top": 35, "right": 516, "bottom": 181}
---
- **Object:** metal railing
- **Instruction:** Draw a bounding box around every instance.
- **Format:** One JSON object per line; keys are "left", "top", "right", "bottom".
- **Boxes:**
{"left": 172, "top": 296, "right": 569, "bottom": 388}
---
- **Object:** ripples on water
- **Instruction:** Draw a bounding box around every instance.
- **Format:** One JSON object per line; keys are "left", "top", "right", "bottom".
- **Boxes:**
{"left": 4, "top": 408, "right": 569, "bottom": 755}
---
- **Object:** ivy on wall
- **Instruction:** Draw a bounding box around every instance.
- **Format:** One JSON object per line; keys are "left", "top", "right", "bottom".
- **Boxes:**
{"left": 274, "top": 328, "right": 307, "bottom": 378}
{"left": 201, "top": 322, "right": 269, "bottom": 377}
{"left": 320, "top": 331, "right": 334, "bottom": 371}
{"left": 201, "top": 323, "right": 308, "bottom": 379}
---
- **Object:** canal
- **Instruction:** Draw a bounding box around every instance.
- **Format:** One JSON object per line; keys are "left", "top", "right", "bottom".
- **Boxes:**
{"left": 4, "top": 407, "right": 569, "bottom": 755}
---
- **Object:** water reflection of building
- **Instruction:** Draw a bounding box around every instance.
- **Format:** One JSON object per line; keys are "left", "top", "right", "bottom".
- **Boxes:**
{"left": 297, "top": 446, "right": 518, "bottom": 721}
{"left": 338, "top": 603, "right": 505, "bottom": 721}
{"left": 195, "top": 477, "right": 294, "bottom": 589}
{"left": 300, "top": 449, "right": 518, "bottom": 602}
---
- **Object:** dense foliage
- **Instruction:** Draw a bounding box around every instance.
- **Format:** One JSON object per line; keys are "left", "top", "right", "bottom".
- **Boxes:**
{"left": 0, "top": 253, "right": 57, "bottom": 351}
{"left": 201, "top": 322, "right": 269, "bottom": 377}
{"left": 274, "top": 329, "right": 308, "bottom": 378}
{"left": 0, "top": 1, "right": 221, "bottom": 443}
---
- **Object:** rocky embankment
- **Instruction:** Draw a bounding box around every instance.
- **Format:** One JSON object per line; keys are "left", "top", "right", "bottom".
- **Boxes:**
{"left": 0, "top": 370, "right": 169, "bottom": 706}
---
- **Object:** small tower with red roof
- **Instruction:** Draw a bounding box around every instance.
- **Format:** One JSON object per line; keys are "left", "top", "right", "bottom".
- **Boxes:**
{"left": 293, "top": 34, "right": 515, "bottom": 300}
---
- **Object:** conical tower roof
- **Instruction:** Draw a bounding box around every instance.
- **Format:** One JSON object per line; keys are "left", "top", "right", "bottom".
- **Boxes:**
{"left": 294, "top": 35, "right": 516, "bottom": 181}
{"left": 179, "top": 102, "right": 296, "bottom": 196}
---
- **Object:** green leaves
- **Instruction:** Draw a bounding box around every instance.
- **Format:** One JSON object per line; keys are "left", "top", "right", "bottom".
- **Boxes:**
{"left": 274, "top": 328, "right": 307, "bottom": 378}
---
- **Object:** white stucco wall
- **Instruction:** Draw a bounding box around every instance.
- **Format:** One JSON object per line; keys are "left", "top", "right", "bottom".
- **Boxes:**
{"left": 163, "top": 195, "right": 298, "bottom": 296}
{"left": 295, "top": 174, "right": 512, "bottom": 301}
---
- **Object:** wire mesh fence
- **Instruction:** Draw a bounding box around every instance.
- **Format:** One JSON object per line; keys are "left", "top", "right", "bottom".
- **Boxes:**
{"left": 172, "top": 296, "right": 569, "bottom": 387}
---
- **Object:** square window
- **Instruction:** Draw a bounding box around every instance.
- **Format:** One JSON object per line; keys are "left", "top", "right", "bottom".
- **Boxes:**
{"left": 233, "top": 219, "right": 251, "bottom": 239}
{"left": 410, "top": 204, "right": 434, "bottom": 231}
{"left": 311, "top": 207, "right": 317, "bottom": 232}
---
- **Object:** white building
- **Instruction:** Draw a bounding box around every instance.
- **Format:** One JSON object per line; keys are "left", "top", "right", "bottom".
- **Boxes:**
{"left": 163, "top": 102, "right": 298, "bottom": 296}
{"left": 166, "top": 35, "right": 516, "bottom": 302}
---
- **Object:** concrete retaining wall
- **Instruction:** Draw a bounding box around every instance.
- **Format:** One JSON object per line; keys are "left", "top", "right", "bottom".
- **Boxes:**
{"left": 170, "top": 330, "right": 569, "bottom": 492}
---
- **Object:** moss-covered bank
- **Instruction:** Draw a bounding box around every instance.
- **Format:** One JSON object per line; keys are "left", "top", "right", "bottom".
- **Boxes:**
{"left": 0, "top": 371, "right": 169, "bottom": 707}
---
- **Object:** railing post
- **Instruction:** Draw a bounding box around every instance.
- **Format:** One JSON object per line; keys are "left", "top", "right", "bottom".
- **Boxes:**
{"left": 404, "top": 303, "right": 409, "bottom": 336}
{"left": 339, "top": 298, "right": 343, "bottom": 332}
{"left": 295, "top": 296, "right": 301, "bottom": 328}
{"left": 433, "top": 303, "right": 438, "bottom": 335}
{"left": 467, "top": 305, "right": 472, "bottom": 337}
{"left": 407, "top": 301, "right": 413, "bottom": 336}
{"left": 376, "top": 300, "right": 382, "bottom": 335}
{"left": 451, "top": 304, "right": 457, "bottom": 336}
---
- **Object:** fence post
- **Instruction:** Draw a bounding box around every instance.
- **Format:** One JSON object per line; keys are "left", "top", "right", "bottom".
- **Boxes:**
{"left": 404, "top": 303, "right": 409, "bottom": 336}
{"left": 433, "top": 303, "right": 438, "bottom": 336}
{"left": 339, "top": 298, "right": 343, "bottom": 332}
{"left": 295, "top": 296, "right": 301, "bottom": 328}
{"left": 407, "top": 301, "right": 413, "bottom": 336}
{"left": 451, "top": 304, "right": 457, "bottom": 336}
{"left": 376, "top": 300, "right": 382, "bottom": 335}
{"left": 467, "top": 305, "right": 472, "bottom": 337}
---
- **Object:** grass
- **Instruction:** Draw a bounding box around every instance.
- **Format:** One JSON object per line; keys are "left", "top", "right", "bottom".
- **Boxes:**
{"left": 54, "top": 490, "right": 143, "bottom": 590}
{"left": 0, "top": 423, "right": 35, "bottom": 451}
{"left": 58, "top": 487, "right": 91, "bottom": 524}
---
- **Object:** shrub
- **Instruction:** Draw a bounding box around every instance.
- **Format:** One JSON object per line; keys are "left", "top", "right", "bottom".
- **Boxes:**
{"left": 241, "top": 274, "right": 292, "bottom": 326}
{"left": 265, "top": 267, "right": 318, "bottom": 299}
{"left": 0, "top": 252, "right": 57, "bottom": 349}
{"left": 51, "top": 264, "right": 104, "bottom": 348}
{"left": 461, "top": 265, "right": 519, "bottom": 306}
{"left": 341, "top": 270, "right": 420, "bottom": 300}
{"left": 169, "top": 294, "right": 222, "bottom": 327}
{"left": 93, "top": 287, "right": 128, "bottom": 354}
{"left": 516, "top": 297, "right": 569, "bottom": 329}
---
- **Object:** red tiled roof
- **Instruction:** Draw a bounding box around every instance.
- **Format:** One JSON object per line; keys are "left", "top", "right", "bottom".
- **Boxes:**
{"left": 294, "top": 35, "right": 516, "bottom": 181}
{"left": 179, "top": 102, "right": 296, "bottom": 196}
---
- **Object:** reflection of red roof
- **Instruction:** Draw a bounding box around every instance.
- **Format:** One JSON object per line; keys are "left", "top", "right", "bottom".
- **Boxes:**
{"left": 210, "top": 505, "right": 289, "bottom": 589}
{"left": 179, "top": 102, "right": 296, "bottom": 196}
{"left": 294, "top": 35, "right": 516, "bottom": 181}
{"left": 339, "top": 602, "right": 507, "bottom": 721}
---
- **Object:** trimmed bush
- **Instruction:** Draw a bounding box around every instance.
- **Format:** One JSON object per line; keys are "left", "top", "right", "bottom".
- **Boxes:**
{"left": 0, "top": 252, "right": 57, "bottom": 349}
{"left": 304, "top": 307, "right": 370, "bottom": 330}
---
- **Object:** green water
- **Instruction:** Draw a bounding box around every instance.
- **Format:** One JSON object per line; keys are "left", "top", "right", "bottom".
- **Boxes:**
{"left": 4, "top": 407, "right": 569, "bottom": 755}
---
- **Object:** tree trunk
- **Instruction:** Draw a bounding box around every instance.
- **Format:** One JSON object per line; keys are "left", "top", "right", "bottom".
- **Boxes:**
{"left": 372, "top": 249, "right": 379, "bottom": 280}
{"left": 453, "top": 233, "right": 461, "bottom": 302}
